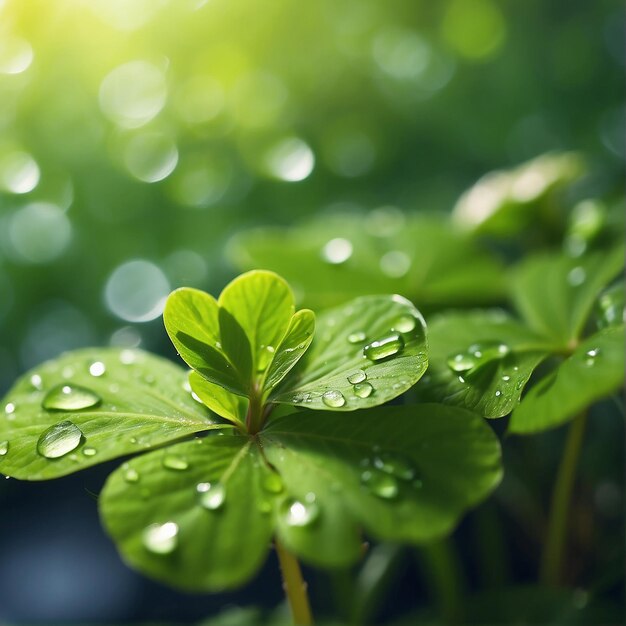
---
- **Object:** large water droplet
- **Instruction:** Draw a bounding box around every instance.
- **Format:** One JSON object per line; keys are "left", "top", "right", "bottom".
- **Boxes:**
{"left": 0, "top": 441, "right": 8, "bottom": 456}
{"left": 262, "top": 472, "right": 284, "bottom": 494}
{"left": 281, "top": 497, "right": 320, "bottom": 527}
{"left": 363, "top": 333, "right": 404, "bottom": 361}
{"left": 392, "top": 314, "right": 417, "bottom": 333}
{"left": 373, "top": 452, "right": 416, "bottom": 481}
{"left": 347, "top": 370, "right": 367, "bottom": 384}
{"left": 322, "top": 390, "right": 346, "bottom": 408}
{"left": 42, "top": 384, "right": 101, "bottom": 411}
{"left": 197, "top": 482, "right": 226, "bottom": 510}
{"left": 162, "top": 454, "right": 189, "bottom": 471}
{"left": 353, "top": 382, "right": 374, "bottom": 398}
{"left": 348, "top": 331, "right": 366, "bottom": 344}
{"left": 447, "top": 352, "right": 476, "bottom": 373}
{"left": 361, "top": 468, "right": 399, "bottom": 499}
{"left": 143, "top": 522, "right": 178, "bottom": 555}
{"left": 89, "top": 361, "right": 106, "bottom": 377}
{"left": 37, "top": 420, "right": 83, "bottom": 459}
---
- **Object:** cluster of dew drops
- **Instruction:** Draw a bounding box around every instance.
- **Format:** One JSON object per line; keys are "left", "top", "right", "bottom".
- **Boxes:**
{"left": 291, "top": 312, "right": 423, "bottom": 409}
{"left": 139, "top": 441, "right": 423, "bottom": 556}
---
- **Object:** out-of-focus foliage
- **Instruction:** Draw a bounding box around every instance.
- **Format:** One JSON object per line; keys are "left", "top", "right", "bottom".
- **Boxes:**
{"left": 0, "top": 0, "right": 623, "bottom": 394}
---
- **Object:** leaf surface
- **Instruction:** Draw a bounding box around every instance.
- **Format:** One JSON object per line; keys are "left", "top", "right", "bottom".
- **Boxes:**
{"left": 261, "top": 405, "right": 502, "bottom": 567}
{"left": 273, "top": 295, "right": 428, "bottom": 410}
{"left": 509, "top": 326, "right": 625, "bottom": 434}
{"left": 100, "top": 435, "right": 273, "bottom": 590}
{"left": 0, "top": 348, "right": 224, "bottom": 480}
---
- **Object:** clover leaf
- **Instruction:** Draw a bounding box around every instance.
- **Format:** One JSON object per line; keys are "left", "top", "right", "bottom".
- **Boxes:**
{"left": 99, "top": 405, "right": 501, "bottom": 590}
{"left": 421, "top": 247, "right": 624, "bottom": 432}
{"left": 0, "top": 348, "right": 227, "bottom": 480}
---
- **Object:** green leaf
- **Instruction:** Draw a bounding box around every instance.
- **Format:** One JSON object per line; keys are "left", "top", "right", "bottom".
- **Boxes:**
{"left": 421, "top": 310, "right": 553, "bottom": 418}
{"left": 452, "top": 152, "right": 585, "bottom": 237}
{"left": 100, "top": 434, "right": 273, "bottom": 591}
{"left": 272, "top": 295, "right": 428, "bottom": 410}
{"left": 261, "top": 405, "right": 502, "bottom": 567}
{"left": 0, "top": 348, "right": 225, "bottom": 480}
{"left": 164, "top": 287, "right": 249, "bottom": 396}
{"left": 262, "top": 308, "right": 315, "bottom": 394}
{"left": 512, "top": 246, "right": 625, "bottom": 345}
{"left": 509, "top": 326, "right": 625, "bottom": 434}
{"left": 189, "top": 371, "right": 248, "bottom": 427}
{"left": 218, "top": 270, "right": 295, "bottom": 373}
{"left": 228, "top": 212, "right": 506, "bottom": 310}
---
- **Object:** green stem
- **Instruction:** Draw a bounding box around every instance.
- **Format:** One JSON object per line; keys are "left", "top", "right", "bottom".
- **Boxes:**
{"left": 540, "top": 411, "right": 588, "bottom": 586}
{"left": 275, "top": 539, "right": 314, "bottom": 625}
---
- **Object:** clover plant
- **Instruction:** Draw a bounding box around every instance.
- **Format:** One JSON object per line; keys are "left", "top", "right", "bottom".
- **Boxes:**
{"left": 0, "top": 270, "right": 502, "bottom": 625}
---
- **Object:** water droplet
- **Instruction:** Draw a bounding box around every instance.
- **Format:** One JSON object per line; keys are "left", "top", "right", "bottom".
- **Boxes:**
{"left": 515, "top": 380, "right": 524, "bottom": 390}
{"left": 82, "top": 447, "right": 97, "bottom": 457}
{"left": 37, "top": 420, "right": 83, "bottom": 459}
{"left": 348, "top": 331, "right": 366, "bottom": 344}
{"left": 322, "top": 390, "right": 346, "bottom": 408}
{"left": 501, "top": 375, "right": 511, "bottom": 382}
{"left": 182, "top": 380, "right": 192, "bottom": 393}
{"left": 595, "top": 283, "right": 624, "bottom": 330}
{"left": 447, "top": 341, "right": 510, "bottom": 373}
{"left": 281, "top": 498, "right": 320, "bottom": 527}
{"left": 0, "top": 441, "right": 8, "bottom": 456}
{"left": 123, "top": 465, "right": 140, "bottom": 483}
{"left": 447, "top": 352, "right": 476, "bottom": 373}
{"left": 89, "top": 361, "right": 106, "bottom": 377}
{"left": 353, "top": 382, "right": 374, "bottom": 398}
{"left": 257, "top": 345, "right": 276, "bottom": 371}
{"left": 373, "top": 452, "right": 416, "bottom": 480}
{"left": 363, "top": 333, "right": 404, "bottom": 361}
{"left": 162, "top": 454, "right": 189, "bottom": 471}
{"left": 5, "top": 402, "right": 16, "bottom": 415}
{"left": 262, "top": 472, "right": 284, "bottom": 494}
{"left": 30, "top": 374, "right": 43, "bottom": 390}
{"left": 143, "top": 522, "right": 178, "bottom": 555}
{"left": 197, "top": 482, "right": 226, "bottom": 510}
{"left": 361, "top": 468, "right": 399, "bottom": 499}
{"left": 495, "top": 390, "right": 502, "bottom": 397}
{"left": 321, "top": 238, "right": 353, "bottom": 264}
{"left": 119, "top": 349, "right": 137, "bottom": 365}
{"left": 583, "top": 348, "right": 600, "bottom": 367}
{"left": 42, "top": 384, "right": 101, "bottom": 411}
{"left": 392, "top": 314, "right": 417, "bottom": 333}
{"left": 347, "top": 370, "right": 367, "bottom": 384}
{"left": 567, "top": 266, "right": 586, "bottom": 286}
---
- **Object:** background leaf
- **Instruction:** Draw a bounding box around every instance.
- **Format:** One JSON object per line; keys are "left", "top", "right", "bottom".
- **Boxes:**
{"left": 0, "top": 348, "right": 224, "bottom": 480}
{"left": 509, "top": 325, "right": 625, "bottom": 434}
{"left": 261, "top": 405, "right": 502, "bottom": 567}
{"left": 273, "top": 295, "right": 428, "bottom": 410}
{"left": 421, "top": 310, "right": 553, "bottom": 418}
{"left": 100, "top": 435, "right": 273, "bottom": 591}
{"left": 511, "top": 246, "right": 625, "bottom": 345}
{"left": 229, "top": 213, "right": 506, "bottom": 310}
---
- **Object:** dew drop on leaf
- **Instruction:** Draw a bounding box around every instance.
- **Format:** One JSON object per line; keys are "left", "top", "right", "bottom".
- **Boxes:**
{"left": 447, "top": 341, "right": 510, "bottom": 373}
{"left": 361, "top": 468, "right": 399, "bottom": 499}
{"left": 5, "top": 402, "right": 15, "bottom": 416}
{"left": 37, "top": 420, "right": 83, "bottom": 459}
{"left": 347, "top": 331, "right": 366, "bottom": 344}
{"left": 143, "top": 522, "right": 178, "bottom": 555}
{"left": 391, "top": 314, "right": 417, "bottom": 333}
{"left": 363, "top": 333, "right": 404, "bottom": 361}
{"left": 30, "top": 374, "right": 43, "bottom": 390}
{"left": 447, "top": 352, "right": 476, "bottom": 373}
{"left": 89, "top": 361, "right": 106, "bottom": 377}
{"left": 42, "top": 384, "right": 101, "bottom": 411}
{"left": 322, "top": 389, "right": 346, "bottom": 408}
{"left": 281, "top": 497, "right": 320, "bottom": 527}
{"left": 197, "top": 481, "right": 226, "bottom": 510}
{"left": 502, "top": 375, "right": 511, "bottom": 382}
{"left": 495, "top": 390, "right": 502, "bottom": 397}
{"left": 82, "top": 447, "right": 97, "bottom": 457}
{"left": 373, "top": 452, "right": 416, "bottom": 481}
{"left": 162, "top": 454, "right": 189, "bottom": 471}
{"left": 347, "top": 369, "right": 367, "bottom": 384}
{"left": 353, "top": 382, "right": 374, "bottom": 398}
{"left": 583, "top": 348, "right": 600, "bottom": 367}
{"left": 0, "top": 441, "right": 8, "bottom": 456}
{"left": 123, "top": 465, "right": 140, "bottom": 483}
{"left": 262, "top": 472, "right": 284, "bottom": 494}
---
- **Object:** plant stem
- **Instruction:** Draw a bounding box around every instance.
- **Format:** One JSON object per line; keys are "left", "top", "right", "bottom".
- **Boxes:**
{"left": 275, "top": 539, "right": 314, "bottom": 625}
{"left": 540, "top": 411, "right": 587, "bottom": 586}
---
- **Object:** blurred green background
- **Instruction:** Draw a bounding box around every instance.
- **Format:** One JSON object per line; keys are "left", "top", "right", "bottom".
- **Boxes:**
{"left": 0, "top": 0, "right": 623, "bottom": 623}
